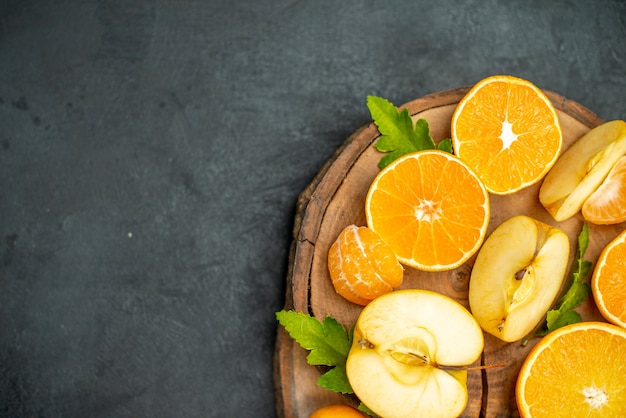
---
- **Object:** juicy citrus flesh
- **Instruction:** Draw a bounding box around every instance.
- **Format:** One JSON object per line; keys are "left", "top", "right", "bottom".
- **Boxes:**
{"left": 583, "top": 155, "right": 626, "bottom": 225}
{"left": 365, "top": 150, "right": 490, "bottom": 271}
{"left": 327, "top": 225, "right": 403, "bottom": 306}
{"left": 516, "top": 322, "right": 626, "bottom": 418}
{"left": 452, "top": 75, "right": 562, "bottom": 195}
{"left": 592, "top": 230, "right": 626, "bottom": 328}
{"left": 309, "top": 404, "right": 365, "bottom": 418}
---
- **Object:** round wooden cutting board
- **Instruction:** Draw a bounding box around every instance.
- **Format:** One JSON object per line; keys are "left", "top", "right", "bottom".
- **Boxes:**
{"left": 274, "top": 86, "right": 625, "bottom": 418}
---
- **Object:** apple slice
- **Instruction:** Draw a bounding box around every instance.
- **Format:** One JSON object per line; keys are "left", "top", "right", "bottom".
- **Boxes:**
{"left": 346, "top": 289, "right": 484, "bottom": 418}
{"left": 539, "top": 120, "right": 626, "bottom": 222}
{"left": 468, "top": 215, "right": 570, "bottom": 342}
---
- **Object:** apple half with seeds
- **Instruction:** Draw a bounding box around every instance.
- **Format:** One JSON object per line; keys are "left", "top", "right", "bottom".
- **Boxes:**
{"left": 469, "top": 215, "right": 570, "bottom": 342}
{"left": 539, "top": 120, "right": 626, "bottom": 222}
{"left": 346, "top": 289, "right": 484, "bottom": 418}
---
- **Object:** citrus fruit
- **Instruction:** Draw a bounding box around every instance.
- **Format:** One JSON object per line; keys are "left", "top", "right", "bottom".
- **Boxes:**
{"left": 365, "top": 150, "right": 490, "bottom": 271}
{"left": 591, "top": 229, "right": 626, "bottom": 328}
{"left": 540, "top": 120, "right": 626, "bottom": 222}
{"left": 451, "top": 75, "right": 562, "bottom": 194}
{"left": 327, "top": 224, "right": 403, "bottom": 306}
{"left": 516, "top": 321, "right": 626, "bottom": 417}
{"left": 515, "top": 322, "right": 626, "bottom": 418}
{"left": 582, "top": 155, "right": 626, "bottom": 225}
{"left": 309, "top": 404, "right": 364, "bottom": 418}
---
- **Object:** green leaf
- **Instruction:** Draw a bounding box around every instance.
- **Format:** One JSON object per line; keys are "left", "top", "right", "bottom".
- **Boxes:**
{"left": 578, "top": 222, "right": 589, "bottom": 256}
{"left": 317, "top": 367, "right": 353, "bottom": 394}
{"left": 276, "top": 310, "right": 353, "bottom": 394}
{"left": 367, "top": 95, "right": 450, "bottom": 168}
{"left": 546, "top": 309, "right": 582, "bottom": 332}
{"left": 358, "top": 402, "right": 377, "bottom": 416}
{"left": 553, "top": 281, "right": 591, "bottom": 316}
{"left": 437, "top": 138, "right": 453, "bottom": 153}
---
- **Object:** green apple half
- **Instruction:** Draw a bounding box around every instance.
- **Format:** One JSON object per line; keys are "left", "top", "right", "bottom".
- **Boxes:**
{"left": 469, "top": 215, "right": 569, "bottom": 342}
{"left": 539, "top": 120, "right": 626, "bottom": 222}
{"left": 346, "top": 289, "right": 484, "bottom": 418}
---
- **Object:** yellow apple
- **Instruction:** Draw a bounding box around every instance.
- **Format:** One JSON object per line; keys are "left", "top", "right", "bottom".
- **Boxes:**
{"left": 346, "top": 289, "right": 484, "bottom": 418}
{"left": 539, "top": 120, "right": 626, "bottom": 222}
{"left": 468, "top": 215, "right": 569, "bottom": 342}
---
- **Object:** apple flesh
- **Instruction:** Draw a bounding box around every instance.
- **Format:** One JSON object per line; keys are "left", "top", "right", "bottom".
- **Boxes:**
{"left": 539, "top": 120, "right": 626, "bottom": 222}
{"left": 346, "top": 289, "right": 484, "bottom": 418}
{"left": 469, "top": 215, "right": 569, "bottom": 342}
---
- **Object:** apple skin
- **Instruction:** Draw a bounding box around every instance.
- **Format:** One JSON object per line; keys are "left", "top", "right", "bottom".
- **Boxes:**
{"left": 468, "top": 215, "right": 570, "bottom": 342}
{"left": 539, "top": 120, "right": 626, "bottom": 222}
{"left": 346, "top": 289, "right": 484, "bottom": 418}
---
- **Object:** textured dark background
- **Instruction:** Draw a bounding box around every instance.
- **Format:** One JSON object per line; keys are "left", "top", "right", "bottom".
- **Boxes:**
{"left": 1, "top": 1, "right": 624, "bottom": 417}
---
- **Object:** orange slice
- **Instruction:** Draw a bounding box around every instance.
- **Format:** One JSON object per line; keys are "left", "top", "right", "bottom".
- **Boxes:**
{"left": 592, "top": 229, "right": 626, "bottom": 328}
{"left": 365, "top": 150, "right": 490, "bottom": 271}
{"left": 582, "top": 155, "right": 626, "bottom": 225}
{"left": 516, "top": 321, "right": 626, "bottom": 417}
{"left": 327, "top": 225, "right": 403, "bottom": 306}
{"left": 451, "top": 75, "right": 562, "bottom": 194}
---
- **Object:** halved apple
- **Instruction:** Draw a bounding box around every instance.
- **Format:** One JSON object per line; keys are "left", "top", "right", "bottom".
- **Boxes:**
{"left": 346, "top": 289, "right": 484, "bottom": 418}
{"left": 468, "top": 215, "right": 569, "bottom": 342}
{"left": 539, "top": 120, "right": 626, "bottom": 222}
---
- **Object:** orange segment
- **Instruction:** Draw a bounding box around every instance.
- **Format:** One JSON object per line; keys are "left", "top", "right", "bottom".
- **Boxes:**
{"left": 516, "top": 322, "right": 626, "bottom": 417}
{"left": 365, "top": 150, "right": 490, "bottom": 271}
{"left": 451, "top": 75, "right": 562, "bottom": 194}
{"left": 592, "top": 230, "right": 626, "bottom": 328}
{"left": 327, "top": 225, "right": 403, "bottom": 306}
{"left": 582, "top": 155, "right": 626, "bottom": 225}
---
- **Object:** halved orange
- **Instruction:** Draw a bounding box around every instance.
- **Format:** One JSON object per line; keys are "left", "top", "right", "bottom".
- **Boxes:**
{"left": 592, "top": 229, "right": 626, "bottom": 328}
{"left": 365, "top": 150, "right": 490, "bottom": 271}
{"left": 516, "top": 321, "right": 626, "bottom": 417}
{"left": 451, "top": 75, "right": 562, "bottom": 194}
{"left": 327, "top": 225, "right": 403, "bottom": 306}
{"left": 582, "top": 155, "right": 626, "bottom": 225}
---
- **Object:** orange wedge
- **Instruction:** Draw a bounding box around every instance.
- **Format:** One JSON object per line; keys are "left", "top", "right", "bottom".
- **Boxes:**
{"left": 582, "top": 155, "right": 626, "bottom": 225}
{"left": 516, "top": 321, "right": 626, "bottom": 417}
{"left": 592, "top": 229, "right": 626, "bottom": 328}
{"left": 365, "top": 150, "right": 490, "bottom": 271}
{"left": 327, "top": 225, "right": 403, "bottom": 306}
{"left": 451, "top": 75, "right": 562, "bottom": 194}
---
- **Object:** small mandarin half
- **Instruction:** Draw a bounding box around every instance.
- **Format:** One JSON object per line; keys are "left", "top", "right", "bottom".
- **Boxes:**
{"left": 327, "top": 224, "right": 403, "bottom": 306}
{"left": 452, "top": 75, "right": 562, "bottom": 194}
{"left": 540, "top": 120, "right": 626, "bottom": 222}
{"left": 365, "top": 150, "right": 490, "bottom": 271}
{"left": 582, "top": 155, "right": 626, "bottom": 225}
{"left": 592, "top": 229, "right": 626, "bottom": 328}
{"left": 516, "top": 322, "right": 626, "bottom": 417}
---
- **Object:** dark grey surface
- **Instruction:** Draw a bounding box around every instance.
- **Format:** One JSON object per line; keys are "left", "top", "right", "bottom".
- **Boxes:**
{"left": 0, "top": 1, "right": 624, "bottom": 417}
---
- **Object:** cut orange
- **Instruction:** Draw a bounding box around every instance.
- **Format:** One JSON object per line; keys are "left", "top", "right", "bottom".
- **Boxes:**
{"left": 582, "top": 155, "right": 626, "bottom": 225}
{"left": 327, "top": 224, "right": 403, "bottom": 306}
{"left": 365, "top": 150, "right": 490, "bottom": 271}
{"left": 516, "top": 321, "right": 626, "bottom": 417}
{"left": 309, "top": 404, "right": 365, "bottom": 418}
{"left": 592, "top": 229, "right": 626, "bottom": 328}
{"left": 451, "top": 75, "right": 562, "bottom": 194}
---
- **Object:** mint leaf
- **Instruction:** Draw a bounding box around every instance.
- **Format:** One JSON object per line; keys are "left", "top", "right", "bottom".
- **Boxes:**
{"left": 276, "top": 310, "right": 353, "bottom": 394}
{"left": 367, "top": 95, "right": 451, "bottom": 168}
{"left": 553, "top": 281, "right": 591, "bottom": 315}
{"left": 358, "top": 402, "right": 376, "bottom": 416}
{"left": 437, "top": 138, "right": 453, "bottom": 153}
{"left": 546, "top": 308, "right": 582, "bottom": 331}
{"left": 317, "top": 366, "right": 352, "bottom": 394}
